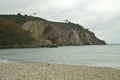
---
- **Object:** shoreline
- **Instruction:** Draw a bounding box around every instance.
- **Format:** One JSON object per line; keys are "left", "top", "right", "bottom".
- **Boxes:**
{"left": 0, "top": 44, "right": 109, "bottom": 49}
{"left": 0, "top": 62, "right": 120, "bottom": 80}
{"left": 0, "top": 45, "right": 58, "bottom": 49}
{"left": 0, "top": 59, "right": 120, "bottom": 69}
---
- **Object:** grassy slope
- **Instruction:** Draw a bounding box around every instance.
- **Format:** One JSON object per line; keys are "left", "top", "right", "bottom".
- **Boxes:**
{"left": 0, "top": 14, "right": 40, "bottom": 45}
{"left": 50, "top": 21, "right": 89, "bottom": 32}
{"left": 0, "top": 14, "right": 89, "bottom": 46}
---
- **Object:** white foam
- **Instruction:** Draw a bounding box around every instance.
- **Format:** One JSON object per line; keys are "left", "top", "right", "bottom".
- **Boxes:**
{"left": 0, "top": 59, "right": 15, "bottom": 63}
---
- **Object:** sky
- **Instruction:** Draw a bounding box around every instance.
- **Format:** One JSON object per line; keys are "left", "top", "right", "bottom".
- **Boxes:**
{"left": 0, "top": 0, "right": 120, "bottom": 44}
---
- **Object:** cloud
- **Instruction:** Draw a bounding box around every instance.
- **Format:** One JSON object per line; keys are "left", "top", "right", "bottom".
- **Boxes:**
{"left": 51, "top": 0, "right": 79, "bottom": 9}
{"left": 0, "top": 0, "right": 120, "bottom": 43}
{"left": 87, "top": 11, "right": 120, "bottom": 43}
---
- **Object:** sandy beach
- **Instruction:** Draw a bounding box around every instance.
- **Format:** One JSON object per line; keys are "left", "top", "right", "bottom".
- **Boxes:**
{"left": 0, "top": 63, "right": 120, "bottom": 80}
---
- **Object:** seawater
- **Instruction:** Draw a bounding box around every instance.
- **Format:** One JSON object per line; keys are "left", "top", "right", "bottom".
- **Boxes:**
{"left": 0, "top": 45, "right": 120, "bottom": 68}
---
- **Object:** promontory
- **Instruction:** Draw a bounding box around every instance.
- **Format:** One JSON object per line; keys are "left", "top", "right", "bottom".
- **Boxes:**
{"left": 0, "top": 14, "right": 106, "bottom": 48}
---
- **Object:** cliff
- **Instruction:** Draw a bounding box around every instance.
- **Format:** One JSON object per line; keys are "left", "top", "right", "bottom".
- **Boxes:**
{"left": 0, "top": 14, "right": 106, "bottom": 47}
{"left": 22, "top": 20, "right": 106, "bottom": 46}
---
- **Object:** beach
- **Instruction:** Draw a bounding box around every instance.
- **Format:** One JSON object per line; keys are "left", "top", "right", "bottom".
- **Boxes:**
{"left": 0, "top": 63, "right": 120, "bottom": 80}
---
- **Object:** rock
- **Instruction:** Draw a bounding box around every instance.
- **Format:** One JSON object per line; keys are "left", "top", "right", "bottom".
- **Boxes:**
{"left": 22, "top": 20, "right": 106, "bottom": 46}
{"left": 0, "top": 14, "right": 106, "bottom": 48}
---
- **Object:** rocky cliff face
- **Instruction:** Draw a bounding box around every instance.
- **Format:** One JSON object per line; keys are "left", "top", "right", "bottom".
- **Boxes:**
{"left": 0, "top": 14, "right": 106, "bottom": 48}
{"left": 22, "top": 20, "right": 106, "bottom": 46}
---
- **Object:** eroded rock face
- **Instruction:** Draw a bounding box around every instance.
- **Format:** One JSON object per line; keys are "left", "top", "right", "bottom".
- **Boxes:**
{"left": 22, "top": 20, "right": 49, "bottom": 40}
{"left": 22, "top": 20, "right": 106, "bottom": 46}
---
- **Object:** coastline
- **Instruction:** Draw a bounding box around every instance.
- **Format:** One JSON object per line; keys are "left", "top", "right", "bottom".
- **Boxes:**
{"left": 0, "top": 44, "right": 108, "bottom": 49}
{"left": 0, "top": 62, "right": 120, "bottom": 80}
{"left": 0, "top": 44, "right": 58, "bottom": 49}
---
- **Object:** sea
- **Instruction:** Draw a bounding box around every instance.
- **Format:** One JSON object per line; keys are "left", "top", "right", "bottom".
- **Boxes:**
{"left": 0, "top": 45, "right": 120, "bottom": 69}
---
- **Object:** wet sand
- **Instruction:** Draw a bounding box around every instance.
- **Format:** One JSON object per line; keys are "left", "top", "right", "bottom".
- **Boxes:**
{"left": 0, "top": 63, "right": 120, "bottom": 80}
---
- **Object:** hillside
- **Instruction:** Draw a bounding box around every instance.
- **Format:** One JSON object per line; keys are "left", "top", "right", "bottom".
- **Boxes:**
{"left": 0, "top": 14, "right": 106, "bottom": 48}
{"left": 0, "top": 14, "right": 37, "bottom": 47}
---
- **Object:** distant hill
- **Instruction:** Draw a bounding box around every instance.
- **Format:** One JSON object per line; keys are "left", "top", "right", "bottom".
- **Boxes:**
{"left": 0, "top": 14, "right": 106, "bottom": 48}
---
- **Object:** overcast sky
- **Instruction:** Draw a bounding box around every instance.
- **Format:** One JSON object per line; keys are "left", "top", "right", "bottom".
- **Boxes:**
{"left": 0, "top": 0, "right": 120, "bottom": 44}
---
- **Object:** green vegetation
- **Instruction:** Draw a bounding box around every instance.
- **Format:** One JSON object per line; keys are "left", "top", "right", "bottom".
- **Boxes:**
{"left": 0, "top": 13, "right": 43, "bottom": 25}
{"left": 0, "top": 14, "right": 36, "bottom": 45}
{"left": 0, "top": 14, "right": 90, "bottom": 46}
{"left": 50, "top": 21, "right": 89, "bottom": 32}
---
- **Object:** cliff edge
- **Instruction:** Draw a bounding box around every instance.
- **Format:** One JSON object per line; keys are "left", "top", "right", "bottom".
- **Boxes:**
{"left": 0, "top": 14, "right": 106, "bottom": 48}
{"left": 22, "top": 20, "right": 106, "bottom": 46}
